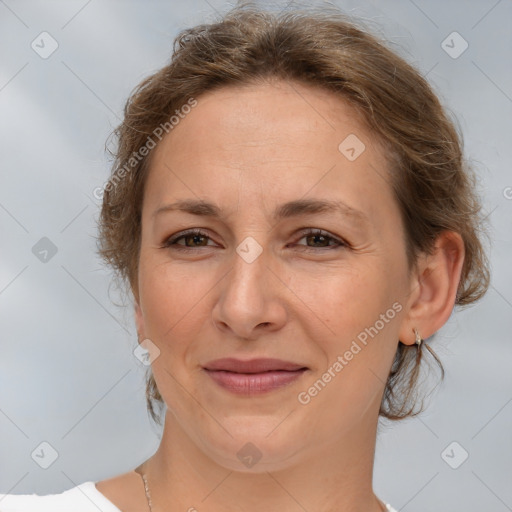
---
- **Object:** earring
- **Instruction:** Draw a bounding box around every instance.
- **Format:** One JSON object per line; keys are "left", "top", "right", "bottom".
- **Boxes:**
{"left": 413, "top": 327, "right": 423, "bottom": 347}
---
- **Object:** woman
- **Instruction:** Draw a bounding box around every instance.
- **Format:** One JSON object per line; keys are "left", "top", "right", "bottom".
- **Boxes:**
{"left": 0, "top": 3, "right": 489, "bottom": 511}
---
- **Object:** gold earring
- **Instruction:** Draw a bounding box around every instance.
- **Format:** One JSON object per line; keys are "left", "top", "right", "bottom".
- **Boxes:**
{"left": 413, "top": 328, "right": 423, "bottom": 347}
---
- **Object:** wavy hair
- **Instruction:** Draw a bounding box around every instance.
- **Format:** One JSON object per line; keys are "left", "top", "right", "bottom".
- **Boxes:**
{"left": 98, "top": 3, "right": 490, "bottom": 424}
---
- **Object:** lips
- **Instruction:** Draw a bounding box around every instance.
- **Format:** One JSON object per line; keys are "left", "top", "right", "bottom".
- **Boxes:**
{"left": 203, "top": 357, "right": 307, "bottom": 373}
{"left": 203, "top": 358, "right": 308, "bottom": 394}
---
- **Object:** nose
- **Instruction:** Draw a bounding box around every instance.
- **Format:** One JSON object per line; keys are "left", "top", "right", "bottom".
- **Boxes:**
{"left": 211, "top": 245, "right": 288, "bottom": 341}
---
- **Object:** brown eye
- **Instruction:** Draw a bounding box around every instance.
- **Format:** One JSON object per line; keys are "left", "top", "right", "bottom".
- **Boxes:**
{"left": 163, "top": 229, "right": 214, "bottom": 249}
{"left": 181, "top": 233, "right": 209, "bottom": 247}
{"left": 305, "top": 233, "right": 331, "bottom": 247}
{"left": 293, "top": 229, "right": 346, "bottom": 250}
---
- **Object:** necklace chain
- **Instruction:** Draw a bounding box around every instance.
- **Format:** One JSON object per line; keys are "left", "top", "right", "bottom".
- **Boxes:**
{"left": 141, "top": 470, "right": 153, "bottom": 512}
{"left": 139, "top": 466, "right": 389, "bottom": 512}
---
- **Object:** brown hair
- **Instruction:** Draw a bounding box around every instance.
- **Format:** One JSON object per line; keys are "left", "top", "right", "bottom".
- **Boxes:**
{"left": 98, "top": 3, "right": 490, "bottom": 424}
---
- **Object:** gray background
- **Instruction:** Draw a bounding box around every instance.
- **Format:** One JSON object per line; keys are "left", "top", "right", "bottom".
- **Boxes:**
{"left": 0, "top": 1, "right": 511, "bottom": 511}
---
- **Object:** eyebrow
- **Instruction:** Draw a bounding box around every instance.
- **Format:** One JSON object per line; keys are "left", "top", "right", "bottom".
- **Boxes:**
{"left": 152, "top": 198, "right": 369, "bottom": 226}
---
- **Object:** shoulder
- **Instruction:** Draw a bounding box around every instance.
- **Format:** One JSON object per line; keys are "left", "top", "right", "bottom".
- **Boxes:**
{"left": 0, "top": 481, "right": 122, "bottom": 512}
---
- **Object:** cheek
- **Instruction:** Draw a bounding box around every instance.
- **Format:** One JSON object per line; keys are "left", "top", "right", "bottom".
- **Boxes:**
{"left": 137, "top": 256, "right": 213, "bottom": 410}
{"left": 293, "top": 261, "right": 402, "bottom": 399}
{"left": 295, "top": 301, "right": 399, "bottom": 432}
{"left": 287, "top": 261, "right": 396, "bottom": 342}
{"left": 137, "top": 254, "right": 213, "bottom": 349}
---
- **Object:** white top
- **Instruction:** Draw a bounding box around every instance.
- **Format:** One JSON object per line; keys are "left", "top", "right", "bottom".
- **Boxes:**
{"left": 0, "top": 481, "right": 398, "bottom": 511}
{"left": 0, "top": 482, "right": 121, "bottom": 512}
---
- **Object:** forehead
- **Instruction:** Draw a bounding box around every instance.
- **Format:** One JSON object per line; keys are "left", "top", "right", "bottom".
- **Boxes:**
{"left": 163, "top": 80, "right": 372, "bottom": 155}
{"left": 144, "top": 80, "right": 397, "bottom": 228}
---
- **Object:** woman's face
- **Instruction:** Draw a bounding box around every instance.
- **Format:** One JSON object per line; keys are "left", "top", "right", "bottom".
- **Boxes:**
{"left": 135, "top": 79, "right": 415, "bottom": 471}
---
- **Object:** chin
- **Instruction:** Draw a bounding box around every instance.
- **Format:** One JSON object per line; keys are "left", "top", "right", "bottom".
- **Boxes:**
{"left": 196, "top": 414, "right": 312, "bottom": 473}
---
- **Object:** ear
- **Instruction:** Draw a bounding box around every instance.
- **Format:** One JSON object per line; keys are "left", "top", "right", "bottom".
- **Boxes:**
{"left": 398, "top": 231, "right": 465, "bottom": 345}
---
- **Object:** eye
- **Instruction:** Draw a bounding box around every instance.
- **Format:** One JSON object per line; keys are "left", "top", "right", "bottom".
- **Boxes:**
{"left": 161, "top": 228, "right": 347, "bottom": 253}
{"left": 291, "top": 228, "right": 346, "bottom": 251}
{"left": 162, "top": 229, "right": 215, "bottom": 251}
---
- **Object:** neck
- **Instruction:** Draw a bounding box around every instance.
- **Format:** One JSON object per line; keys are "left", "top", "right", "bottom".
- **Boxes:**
{"left": 141, "top": 410, "right": 386, "bottom": 512}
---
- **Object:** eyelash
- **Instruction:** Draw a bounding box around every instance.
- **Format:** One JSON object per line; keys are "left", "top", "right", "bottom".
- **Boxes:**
{"left": 161, "top": 228, "right": 347, "bottom": 253}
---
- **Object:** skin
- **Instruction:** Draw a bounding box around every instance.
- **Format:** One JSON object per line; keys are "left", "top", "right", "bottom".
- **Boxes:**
{"left": 95, "top": 79, "right": 464, "bottom": 512}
